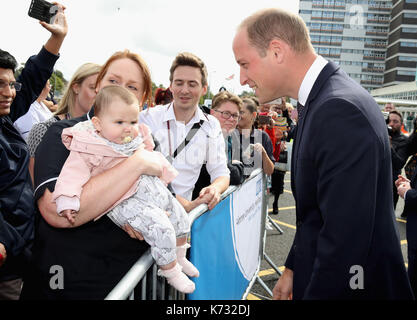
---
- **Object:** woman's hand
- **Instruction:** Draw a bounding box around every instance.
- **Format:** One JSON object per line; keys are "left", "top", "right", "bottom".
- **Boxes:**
{"left": 122, "top": 225, "right": 145, "bottom": 241}
{"left": 133, "top": 145, "right": 164, "bottom": 178}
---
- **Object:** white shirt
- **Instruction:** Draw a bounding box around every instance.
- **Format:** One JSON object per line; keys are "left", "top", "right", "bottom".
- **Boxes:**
{"left": 139, "top": 103, "right": 230, "bottom": 200}
{"left": 297, "top": 55, "right": 328, "bottom": 106}
{"left": 14, "top": 100, "right": 54, "bottom": 142}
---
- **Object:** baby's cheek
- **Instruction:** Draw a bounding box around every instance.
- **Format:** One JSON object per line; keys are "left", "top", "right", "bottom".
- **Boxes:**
{"left": 132, "top": 127, "right": 140, "bottom": 138}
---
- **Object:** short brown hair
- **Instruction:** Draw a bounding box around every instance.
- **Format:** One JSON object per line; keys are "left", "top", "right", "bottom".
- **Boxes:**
{"left": 94, "top": 85, "right": 138, "bottom": 117}
{"left": 212, "top": 91, "right": 243, "bottom": 112}
{"left": 389, "top": 110, "right": 403, "bottom": 124}
{"left": 169, "top": 52, "right": 208, "bottom": 87}
{"left": 95, "top": 50, "right": 152, "bottom": 107}
{"left": 239, "top": 8, "right": 313, "bottom": 56}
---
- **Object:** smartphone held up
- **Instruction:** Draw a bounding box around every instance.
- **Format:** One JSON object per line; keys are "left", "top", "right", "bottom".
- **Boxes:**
{"left": 28, "top": 0, "right": 59, "bottom": 24}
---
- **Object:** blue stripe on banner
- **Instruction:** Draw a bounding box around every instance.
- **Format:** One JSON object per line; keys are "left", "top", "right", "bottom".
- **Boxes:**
{"left": 189, "top": 196, "right": 248, "bottom": 300}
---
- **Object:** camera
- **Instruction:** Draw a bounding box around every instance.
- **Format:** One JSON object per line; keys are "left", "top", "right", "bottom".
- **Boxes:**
{"left": 258, "top": 112, "right": 273, "bottom": 126}
{"left": 387, "top": 125, "right": 394, "bottom": 137}
{"left": 28, "top": 0, "right": 58, "bottom": 24}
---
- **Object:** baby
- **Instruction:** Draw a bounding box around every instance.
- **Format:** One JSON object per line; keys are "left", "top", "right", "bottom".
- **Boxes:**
{"left": 52, "top": 85, "right": 199, "bottom": 294}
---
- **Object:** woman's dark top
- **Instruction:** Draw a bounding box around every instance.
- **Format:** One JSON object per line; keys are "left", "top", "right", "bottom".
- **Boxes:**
{"left": 20, "top": 109, "right": 150, "bottom": 300}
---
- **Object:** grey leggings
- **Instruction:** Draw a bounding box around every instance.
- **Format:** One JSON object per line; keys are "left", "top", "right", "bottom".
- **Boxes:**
{"left": 107, "top": 175, "right": 190, "bottom": 266}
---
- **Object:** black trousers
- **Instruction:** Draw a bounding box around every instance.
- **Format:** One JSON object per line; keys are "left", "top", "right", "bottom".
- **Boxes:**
{"left": 271, "top": 169, "right": 285, "bottom": 210}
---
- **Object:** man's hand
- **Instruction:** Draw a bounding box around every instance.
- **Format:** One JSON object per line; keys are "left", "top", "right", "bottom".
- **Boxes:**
{"left": 199, "top": 186, "right": 221, "bottom": 211}
{"left": 39, "top": 3, "right": 67, "bottom": 37}
{"left": 398, "top": 181, "right": 411, "bottom": 199}
{"left": 41, "top": 3, "right": 68, "bottom": 55}
{"left": 395, "top": 175, "right": 411, "bottom": 199}
{"left": 395, "top": 175, "right": 410, "bottom": 189}
{"left": 0, "top": 243, "right": 7, "bottom": 267}
{"left": 272, "top": 268, "right": 293, "bottom": 300}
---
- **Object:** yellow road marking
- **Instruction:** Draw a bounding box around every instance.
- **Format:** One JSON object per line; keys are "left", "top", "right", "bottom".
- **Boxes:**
{"left": 246, "top": 293, "right": 261, "bottom": 300}
{"left": 284, "top": 189, "right": 293, "bottom": 194}
{"left": 268, "top": 206, "right": 295, "bottom": 212}
{"left": 401, "top": 240, "right": 407, "bottom": 245}
{"left": 258, "top": 267, "right": 285, "bottom": 277}
{"left": 271, "top": 219, "right": 296, "bottom": 230}
{"left": 397, "top": 218, "right": 407, "bottom": 223}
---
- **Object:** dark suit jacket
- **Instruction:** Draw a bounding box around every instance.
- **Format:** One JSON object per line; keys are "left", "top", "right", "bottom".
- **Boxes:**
{"left": 286, "top": 61, "right": 413, "bottom": 299}
{"left": 403, "top": 173, "right": 417, "bottom": 251}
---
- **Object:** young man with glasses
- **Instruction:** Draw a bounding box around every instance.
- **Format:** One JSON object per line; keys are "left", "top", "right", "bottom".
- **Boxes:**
{"left": 140, "top": 52, "right": 230, "bottom": 212}
{"left": 0, "top": 5, "right": 67, "bottom": 300}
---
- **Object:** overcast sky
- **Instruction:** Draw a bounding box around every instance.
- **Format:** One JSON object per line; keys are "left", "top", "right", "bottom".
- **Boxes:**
{"left": 4, "top": 0, "right": 299, "bottom": 95}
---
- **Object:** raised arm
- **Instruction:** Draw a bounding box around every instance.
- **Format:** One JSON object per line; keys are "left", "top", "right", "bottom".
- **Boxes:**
{"left": 41, "top": 4, "right": 68, "bottom": 56}
{"left": 10, "top": 3, "right": 67, "bottom": 122}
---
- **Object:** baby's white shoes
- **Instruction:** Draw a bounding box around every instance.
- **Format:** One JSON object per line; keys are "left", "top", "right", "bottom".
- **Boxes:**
{"left": 158, "top": 263, "right": 195, "bottom": 294}
{"left": 176, "top": 243, "right": 200, "bottom": 278}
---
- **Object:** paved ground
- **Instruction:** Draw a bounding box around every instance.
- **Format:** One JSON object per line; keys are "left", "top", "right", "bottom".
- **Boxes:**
{"left": 248, "top": 171, "right": 409, "bottom": 300}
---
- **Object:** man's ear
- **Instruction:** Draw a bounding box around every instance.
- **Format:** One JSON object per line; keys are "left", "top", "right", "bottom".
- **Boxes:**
{"left": 269, "top": 39, "right": 287, "bottom": 64}
{"left": 91, "top": 116, "right": 101, "bottom": 132}
{"left": 201, "top": 84, "right": 208, "bottom": 97}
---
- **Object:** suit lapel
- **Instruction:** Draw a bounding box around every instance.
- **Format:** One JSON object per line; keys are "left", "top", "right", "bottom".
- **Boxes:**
{"left": 292, "top": 62, "right": 341, "bottom": 194}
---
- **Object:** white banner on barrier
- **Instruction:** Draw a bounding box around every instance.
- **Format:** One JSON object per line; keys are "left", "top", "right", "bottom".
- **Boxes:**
{"left": 230, "top": 175, "right": 263, "bottom": 281}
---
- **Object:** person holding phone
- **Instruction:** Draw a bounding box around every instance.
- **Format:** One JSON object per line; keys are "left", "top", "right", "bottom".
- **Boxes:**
{"left": 0, "top": 3, "right": 67, "bottom": 300}
{"left": 237, "top": 98, "right": 275, "bottom": 178}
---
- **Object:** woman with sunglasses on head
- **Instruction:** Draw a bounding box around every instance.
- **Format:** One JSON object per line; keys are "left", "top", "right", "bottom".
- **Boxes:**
{"left": 20, "top": 50, "right": 165, "bottom": 300}
{"left": 237, "top": 98, "right": 275, "bottom": 179}
{"left": 26, "top": 63, "right": 101, "bottom": 183}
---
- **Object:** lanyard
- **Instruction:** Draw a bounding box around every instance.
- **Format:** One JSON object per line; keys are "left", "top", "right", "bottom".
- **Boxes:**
{"left": 166, "top": 103, "right": 204, "bottom": 160}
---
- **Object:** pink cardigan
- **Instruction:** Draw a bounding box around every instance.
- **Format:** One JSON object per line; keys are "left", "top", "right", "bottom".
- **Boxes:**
{"left": 52, "top": 121, "right": 177, "bottom": 220}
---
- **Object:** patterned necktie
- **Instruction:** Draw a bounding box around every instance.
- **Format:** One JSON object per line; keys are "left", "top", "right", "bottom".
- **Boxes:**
{"left": 297, "top": 102, "right": 305, "bottom": 121}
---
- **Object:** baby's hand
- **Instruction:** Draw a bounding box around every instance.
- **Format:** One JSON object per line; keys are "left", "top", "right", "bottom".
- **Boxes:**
{"left": 60, "top": 209, "right": 78, "bottom": 224}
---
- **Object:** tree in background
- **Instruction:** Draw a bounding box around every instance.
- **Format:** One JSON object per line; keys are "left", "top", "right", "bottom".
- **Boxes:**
{"left": 15, "top": 63, "right": 67, "bottom": 98}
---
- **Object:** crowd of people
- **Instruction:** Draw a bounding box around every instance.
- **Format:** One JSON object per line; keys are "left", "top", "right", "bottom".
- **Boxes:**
{"left": 1, "top": 5, "right": 416, "bottom": 300}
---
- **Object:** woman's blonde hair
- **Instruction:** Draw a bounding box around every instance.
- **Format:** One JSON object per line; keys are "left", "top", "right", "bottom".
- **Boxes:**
{"left": 55, "top": 63, "right": 101, "bottom": 117}
{"left": 95, "top": 50, "right": 153, "bottom": 108}
{"left": 239, "top": 8, "right": 313, "bottom": 57}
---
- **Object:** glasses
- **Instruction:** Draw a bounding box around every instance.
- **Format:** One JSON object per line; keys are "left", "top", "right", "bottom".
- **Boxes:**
{"left": 0, "top": 80, "right": 22, "bottom": 92}
{"left": 213, "top": 109, "right": 241, "bottom": 121}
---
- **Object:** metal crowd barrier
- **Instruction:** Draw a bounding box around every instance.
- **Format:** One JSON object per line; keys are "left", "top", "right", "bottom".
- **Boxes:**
{"left": 105, "top": 168, "right": 279, "bottom": 300}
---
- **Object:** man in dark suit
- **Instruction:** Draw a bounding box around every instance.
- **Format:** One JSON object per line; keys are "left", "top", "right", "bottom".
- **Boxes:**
{"left": 233, "top": 8, "right": 413, "bottom": 299}
{"left": 396, "top": 174, "right": 417, "bottom": 297}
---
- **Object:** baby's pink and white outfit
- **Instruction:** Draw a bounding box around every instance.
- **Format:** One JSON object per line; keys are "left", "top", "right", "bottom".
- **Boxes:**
{"left": 52, "top": 120, "right": 190, "bottom": 266}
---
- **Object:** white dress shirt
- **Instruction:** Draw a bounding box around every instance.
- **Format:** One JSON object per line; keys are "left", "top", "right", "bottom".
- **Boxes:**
{"left": 139, "top": 103, "right": 230, "bottom": 200}
{"left": 297, "top": 55, "right": 328, "bottom": 106}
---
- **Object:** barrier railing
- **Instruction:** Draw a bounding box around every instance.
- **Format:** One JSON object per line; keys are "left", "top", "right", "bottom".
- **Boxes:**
{"left": 105, "top": 168, "right": 275, "bottom": 300}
